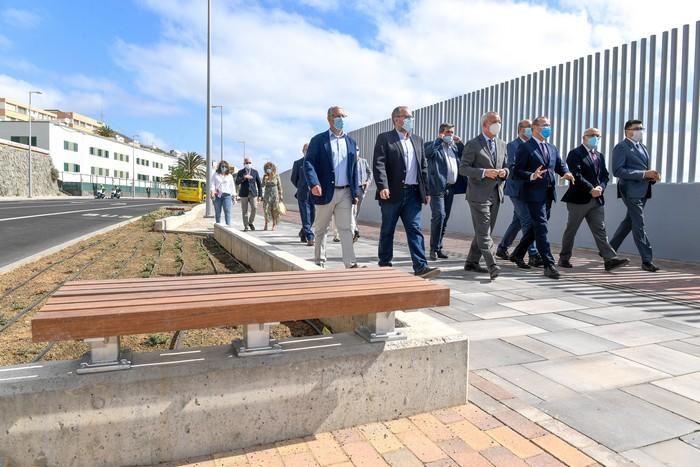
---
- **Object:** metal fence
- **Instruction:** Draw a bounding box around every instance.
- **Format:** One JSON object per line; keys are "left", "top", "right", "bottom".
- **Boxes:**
{"left": 350, "top": 21, "right": 700, "bottom": 184}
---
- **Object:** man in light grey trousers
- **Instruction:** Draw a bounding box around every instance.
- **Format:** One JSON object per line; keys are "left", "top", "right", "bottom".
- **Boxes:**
{"left": 459, "top": 111, "right": 509, "bottom": 280}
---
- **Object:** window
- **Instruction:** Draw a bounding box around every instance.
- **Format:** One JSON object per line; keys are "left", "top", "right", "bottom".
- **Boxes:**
{"left": 63, "top": 141, "right": 78, "bottom": 152}
{"left": 10, "top": 136, "right": 37, "bottom": 146}
{"left": 137, "top": 174, "right": 149, "bottom": 181}
{"left": 63, "top": 163, "right": 80, "bottom": 173}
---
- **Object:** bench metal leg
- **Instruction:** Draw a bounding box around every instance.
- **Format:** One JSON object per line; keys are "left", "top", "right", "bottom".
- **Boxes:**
{"left": 76, "top": 336, "right": 131, "bottom": 374}
{"left": 356, "top": 311, "right": 406, "bottom": 343}
{"left": 232, "top": 323, "right": 283, "bottom": 357}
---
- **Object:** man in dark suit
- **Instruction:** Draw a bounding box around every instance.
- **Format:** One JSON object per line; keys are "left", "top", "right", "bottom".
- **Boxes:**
{"left": 510, "top": 116, "right": 575, "bottom": 279}
{"left": 235, "top": 157, "right": 262, "bottom": 231}
{"left": 425, "top": 123, "right": 466, "bottom": 261}
{"left": 459, "top": 112, "right": 509, "bottom": 280}
{"left": 558, "top": 128, "right": 629, "bottom": 271}
{"left": 496, "top": 119, "right": 542, "bottom": 268}
{"left": 610, "top": 119, "right": 661, "bottom": 272}
{"left": 291, "top": 143, "right": 315, "bottom": 246}
{"left": 373, "top": 106, "right": 439, "bottom": 278}
{"left": 303, "top": 106, "right": 360, "bottom": 268}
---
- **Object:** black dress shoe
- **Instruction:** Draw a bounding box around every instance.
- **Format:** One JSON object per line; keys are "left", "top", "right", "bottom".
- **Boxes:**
{"left": 464, "top": 262, "right": 489, "bottom": 273}
{"left": 557, "top": 258, "right": 573, "bottom": 268}
{"left": 436, "top": 250, "right": 449, "bottom": 259}
{"left": 642, "top": 262, "right": 660, "bottom": 272}
{"left": 489, "top": 265, "right": 501, "bottom": 280}
{"left": 604, "top": 257, "right": 630, "bottom": 271}
{"left": 353, "top": 230, "right": 360, "bottom": 242}
{"left": 379, "top": 262, "right": 393, "bottom": 267}
{"left": 513, "top": 258, "right": 531, "bottom": 269}
{"left": 544, "top": 265, "right": 561, "bottom": 279}
{"left": 495, "top": 248, "right": 510, "bottom": 260}
{"left": 248, "top": 223, "right": 256, "bottom": 231}
{"left": 429, "top": 251, "right": 438, "bottom": 261}
{"left": 528, "top": 255, "right": 544, "bottom": 268}
{"left": 416, "top": 266, "right": 441, "bottom": 279}
{"left": 306, "top": 239, "right": 315, "bottom": 246}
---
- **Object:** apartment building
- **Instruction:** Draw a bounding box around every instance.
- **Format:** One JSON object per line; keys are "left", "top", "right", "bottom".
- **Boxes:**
{"left": 0, "top": 97, "right": 58, "bottom": 123}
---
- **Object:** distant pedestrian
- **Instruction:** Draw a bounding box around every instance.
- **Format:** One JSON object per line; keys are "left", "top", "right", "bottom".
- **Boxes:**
{"left": 210, "top": 160, "right": 234, "bottom": 226}
{"left": 353, "top": 148, "right": 372, "bottom": 241}
{"left": 291, "top": 143, "right": 315, "bottom": 245}
{"left": 373, "top": 105, "right": 439, "bottom": 279}
{"left": 262, "top": 162, "right": 283, "bottom": 230}
{"left": 235, "top": 157, "right": 262, "bottom": 231}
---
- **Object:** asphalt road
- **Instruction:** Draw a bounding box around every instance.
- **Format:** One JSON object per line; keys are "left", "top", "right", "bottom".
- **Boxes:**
{"left": 0, "top": 198, "right": 177, "bottom": 270}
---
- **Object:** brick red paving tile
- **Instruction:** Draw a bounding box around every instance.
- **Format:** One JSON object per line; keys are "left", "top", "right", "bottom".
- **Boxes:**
{"left": 409, "top": 413, "right": 455, "bottom": 443}
{"left": 306, "top": 433, "right": 348, "bottom": 466}
{"left": 533, "top": 435, "right": 596, "bottom": 467}
{"left": 447, "top": 420, "right": 499, "bottom": 451}
{"left": 331, "top": 428, "right": 365, "bottom": 446}
{"left": 431, "top": 407, "right": 466, "bottom": 425}
{"left": 395, "top": 429, "right": 450, "bottom": 463}
{"left": 384, "top": 418, "right": 416, "bottom": 434}
{"left": 437, "top": 438, "right": 493, "bottom": 467}
{"left": 425, "top": 459, "right": 460, "bottom": 467}
{"left": 491, "top": 408, "right": 550, "bottom": 439}
{"left": 470, "top": 373, "right": 515, "bottom": 401}
{"left": 340, "top": 441, "right": 388, "bottom": 466}
{"left": 486, "top": 426, "right": 543, "bottom": 459}
{"left": 245, "top": 444, "right": 284, "bottom": 467}
{"left": 381, "top": 448, "right": 423, "bottom": 467}
{"left": 280, "top": 452, "right": 320, "bottom": 467}
{"left": 356, "top": 422, "right": 403, "bottom": 454}
{"left": 525, "top": 452, "right": 568, "bottom": 467}
{"left": 454, "top": 404, "right": 504, "bottom": 430}
{"left": 481, "top": 446, "right": 530, "bottom": 467}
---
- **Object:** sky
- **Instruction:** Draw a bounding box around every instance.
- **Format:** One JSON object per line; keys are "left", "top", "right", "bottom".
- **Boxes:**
{"left": 1, "top": 0, "right": 699, "bottom": 171}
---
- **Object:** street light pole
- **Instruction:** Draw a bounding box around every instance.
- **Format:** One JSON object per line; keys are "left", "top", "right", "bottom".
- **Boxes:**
{"left": 27, "top": 90, "right": 42, "bottom": 198}
{"left": 132, "top": 134, "right": 139, "bottom": 198}
{"left": 212, "top": 105, "right": 223, "bottom": 162}
{"left": 204, "top": 0, "right": 213, "bottom": 217}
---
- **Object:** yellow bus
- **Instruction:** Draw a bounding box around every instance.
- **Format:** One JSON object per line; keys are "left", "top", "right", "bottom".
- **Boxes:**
{"left": 176, "top": 179, "right": 206, "bottom": 203}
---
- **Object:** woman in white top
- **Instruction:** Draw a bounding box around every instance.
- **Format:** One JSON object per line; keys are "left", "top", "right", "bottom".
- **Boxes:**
{"left": 210, "top": 160, "right": 235, "bottom": 225}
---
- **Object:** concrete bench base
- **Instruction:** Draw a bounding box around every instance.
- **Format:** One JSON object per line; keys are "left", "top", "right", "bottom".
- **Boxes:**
{"left": 0, "top": 330, "right": 468, "bottom": 467}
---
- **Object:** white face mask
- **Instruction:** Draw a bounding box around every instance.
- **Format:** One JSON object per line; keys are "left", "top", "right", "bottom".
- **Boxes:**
{"left": 630, "top": 130, "right": 644, "bottom": 143}
{"left": 244, "top": 163, "right": 252, "bottom": 169}
{"left": 489, "top": 122, "right": 502, "bottom": 136}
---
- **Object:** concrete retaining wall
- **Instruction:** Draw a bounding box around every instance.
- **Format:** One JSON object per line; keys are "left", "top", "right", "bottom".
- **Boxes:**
{"left": 154, "top": 203, "right": 205, "bottom": 231}
{"left": 0, "top": 331, "right": 468, "bottom": 467}
{"left": 0, "top": 140, "right": 60, "bottom": 197}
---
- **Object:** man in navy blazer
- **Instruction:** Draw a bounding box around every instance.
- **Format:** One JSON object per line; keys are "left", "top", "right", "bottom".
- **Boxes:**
{"left": 558, "top": 128, "right": 629, "bottom": 271}
{"left": 510, "top": 116, "right": 575, "bottom": 279}
{"left": 610, "top": 119, "right": 661, "bottom": 272}
{"left": 425, "top": 122, "right": 466, "bottom": 261}
{"left": 303, "top": 106, "right": 360, "bottom": 268}
{"left": 496, "top": 119, "right": 541, "bottom": 268}
{"left": 291, "top": 143, "right": 315, "bottom": 246}
{"left": 235, "top": 157, "right": 262, "bottom": 231}
{"left": 373, "top": 105, "right": 439, "bottom": 278}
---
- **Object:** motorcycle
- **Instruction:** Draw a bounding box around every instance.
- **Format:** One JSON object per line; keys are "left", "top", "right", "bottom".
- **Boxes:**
{"left": 95, "top": 188, "right": 106, "bottom": 199}
{"left": 110, "top": 188, "right": 122, "bottom": 199}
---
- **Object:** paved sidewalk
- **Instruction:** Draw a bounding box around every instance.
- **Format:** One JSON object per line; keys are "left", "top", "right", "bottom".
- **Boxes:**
{"left": 176, "top": 205, "right": 700, "bottom": 466}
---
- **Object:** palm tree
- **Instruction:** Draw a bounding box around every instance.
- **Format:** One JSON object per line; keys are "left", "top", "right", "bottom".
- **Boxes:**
{"left": 178, "top": 152, "right": 206, "bottom": 179}
{"left": 163, "top": 165, "right": 186, "bottom": 186}
{"left": 95, "top": 125, "right": 116, "bottom": 138}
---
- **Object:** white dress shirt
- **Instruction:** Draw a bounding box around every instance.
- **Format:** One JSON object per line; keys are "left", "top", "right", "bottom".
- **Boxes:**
{"left": 443, "top": 143, "right": 459, "bottom": 184}
{"left": 397, "top": 130, "right": 418, "bottom": 184}
{"left": 211, "top": 173, "right": 235, "bottom": 196}
{"left": 329, "top": 130, "right": 349, "bottom": 187}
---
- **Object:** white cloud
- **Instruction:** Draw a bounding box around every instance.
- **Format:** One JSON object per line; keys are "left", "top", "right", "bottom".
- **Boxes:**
{"left": 0, "top": 34, "right": 10, "bottom": 50}
{"left": 298, "top": 0, "right": 339, "bottom": 12}
{"left": 136, "top": 130, "right": 170, "bottom": 150}
{"left": 2, "top": 8, "right": 40, "bottom": 28}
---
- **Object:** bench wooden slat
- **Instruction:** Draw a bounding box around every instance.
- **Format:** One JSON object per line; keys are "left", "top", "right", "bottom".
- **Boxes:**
{"left": 45, "top": 276, "right": 433, "bottom": 306}
{"left": 32, "top": 286, "right": 449, "bottom": 342}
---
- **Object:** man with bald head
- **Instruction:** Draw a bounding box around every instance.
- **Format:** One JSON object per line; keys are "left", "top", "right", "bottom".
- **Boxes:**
{"left": 236, "top": 156, "right": 262, "bottom": 231}
{"left": 558, "top": 128, "right": 629, "bottom": 271}
{"left": 459, "top": 111, "right": 509, "bottom": 280}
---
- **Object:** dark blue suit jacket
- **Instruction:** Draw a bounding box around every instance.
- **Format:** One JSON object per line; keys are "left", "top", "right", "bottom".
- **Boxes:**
{"left": 424, "top": 139, "right": 467, "bottom": 196}
{"left": 613, "top": 139, "right": 653, "bottom": 199}
{"left": 561, "top": 145, "right": 609, "bottom": 205}
{"left": 291, "top": 157, "right": 309, "bottom": 200}
{"left": 504, "top": 137, "right": 528, "bottom": 198}
{"left": 235, "top": 168, "right": 262, "bottom": 197}
{"left": 513, "top": 138, "right": 569, "bottom": 203}
{"left": 303, "top": 130, "right": 358, "bottom": 205}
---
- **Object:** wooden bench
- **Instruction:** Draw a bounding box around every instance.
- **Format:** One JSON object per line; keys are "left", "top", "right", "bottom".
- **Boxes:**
{"left": 32, "top": 268, "right": 450, "bottom": 373}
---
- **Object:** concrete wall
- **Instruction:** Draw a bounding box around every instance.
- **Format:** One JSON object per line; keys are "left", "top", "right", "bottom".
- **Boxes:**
{"left": 0, "top": 139, "right": 60, "bottom": 197}
{"left": 0, "top": 328, "right": 468, "bottom": 467}
{"left": 281, "top": 168, "right": 700, "bottom": 263}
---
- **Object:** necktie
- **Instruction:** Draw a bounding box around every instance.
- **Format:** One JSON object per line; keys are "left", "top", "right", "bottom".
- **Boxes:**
{"left": 635, "top": 143, "right": 649, "bottom": 166}
{"left": 488, "top": 139, "right": 496, "bottom": 165}
{"left": 540, "top": 143, "right": 550, "bottom": 165}
{"left": 590, "top": 150, "right": 599, "bottom": 171}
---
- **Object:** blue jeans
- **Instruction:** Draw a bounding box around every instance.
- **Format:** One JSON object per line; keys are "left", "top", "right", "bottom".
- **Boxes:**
{"left": 378, "top": 186, "right": 428, "bottom": 273}
{"left": 500, "top": 197, "right": 538, "bottom": 257}
{"left": 297, "top": 195, "right": 315, "bottom": 241}
{"left": 429, "top": 185, "right": 455, "bottom": 253}
{"left": 512, "top": 200, "right": 555, "bottom": 266}
{"left": 610, "top": 197, "right": 653, "bottom": 263}
{"left": 214, "top": 193, "right": 232, "bottom": 225}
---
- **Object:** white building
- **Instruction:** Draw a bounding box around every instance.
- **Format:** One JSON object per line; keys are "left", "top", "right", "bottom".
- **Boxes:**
{"left": 0, "top": 120, "right": 178, "bottom": 196}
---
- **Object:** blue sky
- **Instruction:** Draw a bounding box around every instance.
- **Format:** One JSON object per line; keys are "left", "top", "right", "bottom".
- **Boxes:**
{"left": 1, "top": 0, "right": 698, "bottom": 171}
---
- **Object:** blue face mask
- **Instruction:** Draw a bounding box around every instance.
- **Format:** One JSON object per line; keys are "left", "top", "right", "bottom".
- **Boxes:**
{"left": 540, "top": 127, "right": 552, "bottom": 139}
{"left": 523, "top": 127, "right": 533, "bottom": 138}
{"left": 333, "top": 116, "right": 344, "bottom": 130}
{"left": 402, "top": 117, "right": 414, "bottom": 132}
{"left": 442, "top": 135, "right": 453, "bottom": 144}
{"left": 587, "top": 136, "right": 600, "bottom": 148}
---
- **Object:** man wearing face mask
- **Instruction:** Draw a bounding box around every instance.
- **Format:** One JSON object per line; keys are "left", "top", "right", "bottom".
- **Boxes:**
{"left": 459, "top": 112, "right": 509, "bottom": 280}
{"left": 425, "top": 123, "right": 465, "bottom": 261}
{"left": 373, "top": 106, "right": 439, "bottom": 279}
{"left": 610, "top": 120, "right": 661, "bottom": 272}
{"left": 291, "top": 143, "right": 315, "bottom": 245}
{"left": 511, "top": 116, "right": 575, "bottom": 279}
{"left": 558, "top": 128, "right": 630, "bottom": 271}
{"left": 235, "top": 157, "right": 262, "bottom": 231}
{"left": 303, "top": 106, "right": 360, "bottom": 268}
{"left": 496, "top": 119, "right": 542, "bottom": 268}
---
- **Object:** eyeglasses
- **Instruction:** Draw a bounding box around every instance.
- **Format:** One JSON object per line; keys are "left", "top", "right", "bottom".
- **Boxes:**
{"left": 629, "top": 127, "right": 645, "bottom": 131}
{"left": 396, "top": 115, "right": 413, "bottom": 119}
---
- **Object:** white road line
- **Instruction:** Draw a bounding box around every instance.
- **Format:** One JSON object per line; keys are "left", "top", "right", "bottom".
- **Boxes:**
{"left": 0, "top": 202, "right": 171, "bottom": 222}
{"left": 0, "top": 202, "right": 94, "bottom": 210}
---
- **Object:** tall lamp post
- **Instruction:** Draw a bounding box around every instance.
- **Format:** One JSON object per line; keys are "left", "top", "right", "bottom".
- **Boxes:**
{"left": 132, "top": 134, "right": 139, "bottom": 198}
{"left": 204, "top": 0, "right": 213, "bottom": 217}
{"left": 212, "top": 105, "right": 223, "bottom": 162}
{"left": 27, "top": 90, "right": 42, "bottom": 198}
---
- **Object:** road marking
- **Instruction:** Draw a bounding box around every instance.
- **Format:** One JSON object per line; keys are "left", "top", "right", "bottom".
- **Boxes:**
{"left": 0, "top": 202, "right": 172, "bottom": 222}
